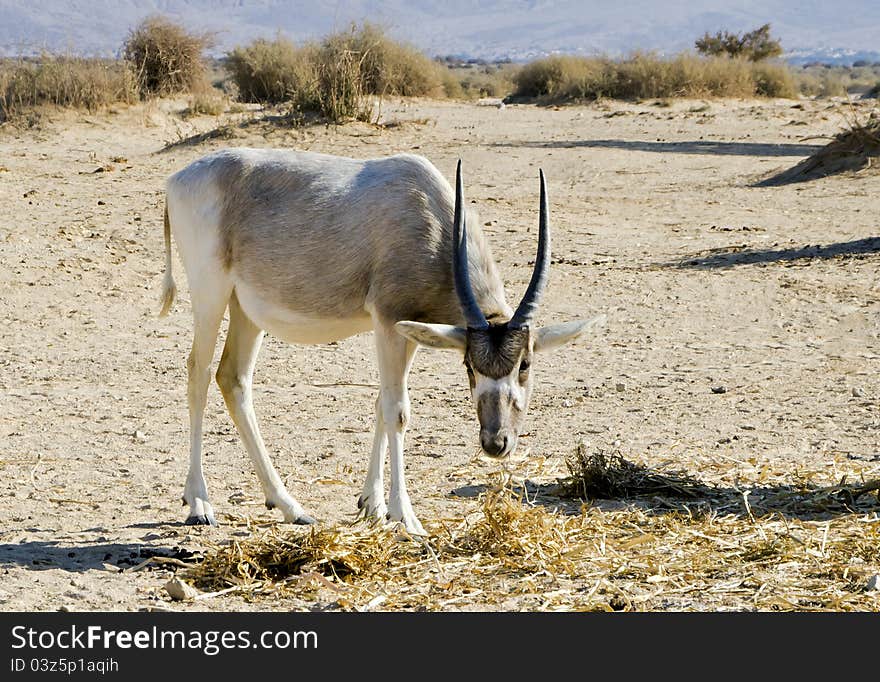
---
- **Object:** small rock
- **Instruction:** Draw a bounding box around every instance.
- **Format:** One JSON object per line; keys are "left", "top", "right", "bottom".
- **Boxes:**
{"left": 852, "top": 387, "right": 865, "bottom": 398}
{"left": 134, "top": 430, "right": 147, "bottom": 442}
{"left": 562, "top": 399, "right": 573, "bottom": 407}
{"left": 711, "top": 385, "right": 727, "bottom": 394}
{"left": 164, "top": 577, "right": 200, "bottom": 602}
{"left": 866, "top": 574, "right": 880, "bottom": 592}
{"left": 615, "top": 383, "right": 625, "bottom": 393}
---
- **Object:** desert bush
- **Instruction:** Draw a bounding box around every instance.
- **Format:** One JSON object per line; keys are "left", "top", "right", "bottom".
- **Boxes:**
{"left": 512, "top": 52, "right": 797, "bottom": 102}
{"left": 751, "top": 61, "right": 797, "bottom": 97}
{"left": 513, "top": 55, "right": 609, "bottom": 99}
{"left": 794, "top": 64, "right": 880, "bottom": 97}
{"left": 438, "top": 62, "right": 519, "bottom": 99}
{"left": 226, "top": 37, "right": 314, "bottom": 103}
{"left": 0, "top": 54, "right": 137, "bottom": 122}
{"left": 123, "top": 15, "right": 212, "bottom": 97}
{"left": 225, "top": 23, "right": 448, "bottom": 122}
{"left": 329, "top": 22, "right": 442, "bottom": 97}
{"left": 183, "top": 89, "right": 227, "bottom": 117}
{"left": 695, "top": 23, "right": 783, "bottom": 62}
{"left": 439, "top": 68, "right": 464, "bottom": 98}
{"left": 307, "top": 39, "right": 373, "bottom": 122}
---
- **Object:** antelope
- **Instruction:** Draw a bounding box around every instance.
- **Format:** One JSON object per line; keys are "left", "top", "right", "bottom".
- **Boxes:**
{"left": 159, "top": 149, "right": 603, "bottom": 535}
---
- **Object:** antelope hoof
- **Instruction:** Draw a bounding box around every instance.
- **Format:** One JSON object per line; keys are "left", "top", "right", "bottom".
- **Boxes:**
{"left": 184, "top": 498, "right": 216, "bottom": 526}
{"left": 386, "top": 500, "right": 427, "bottom": 536}
{"left": 268, "top": 493, "right": 313, "bottom": 525}
{"left": 357, "top": 493, "right": 388, "bottom": 522}
{"left": 185, "top": 513, "right": 217, "bottom": 526}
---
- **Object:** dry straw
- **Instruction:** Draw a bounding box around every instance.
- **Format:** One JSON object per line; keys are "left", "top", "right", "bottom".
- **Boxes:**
{"left": 184, "top": 446, "right": 880, "bottom": 611}
{"left": 759, "top": 109, "right": 880, "bottom": 185}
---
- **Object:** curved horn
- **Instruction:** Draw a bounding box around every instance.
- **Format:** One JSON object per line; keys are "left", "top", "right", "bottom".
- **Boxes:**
{"left": 452, "top": 160, "right": 489, "bottom": 330}
{"left": 509, "top": 169, "right": 551, "bottom": 329}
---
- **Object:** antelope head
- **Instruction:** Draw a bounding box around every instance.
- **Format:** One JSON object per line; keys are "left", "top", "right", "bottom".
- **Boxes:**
{"left": 397, "top": 161, "right": 604, "bottom": 458}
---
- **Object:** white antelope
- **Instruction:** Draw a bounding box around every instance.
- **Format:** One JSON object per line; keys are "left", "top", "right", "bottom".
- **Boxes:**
{"left": 160, "top": 149, "right": 602, "bottom": 535}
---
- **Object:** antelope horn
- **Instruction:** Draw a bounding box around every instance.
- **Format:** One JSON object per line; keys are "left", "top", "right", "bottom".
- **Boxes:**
{"left": 452, "top": 160, "right": 489, "bottom": 330}
{"left": 509, "top": 169, "right": 551, "bottom": 329}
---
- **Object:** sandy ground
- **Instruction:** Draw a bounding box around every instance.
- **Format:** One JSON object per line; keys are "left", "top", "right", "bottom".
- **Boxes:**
{"left": 0, "top": 95, "right": 878, "bottom": 611}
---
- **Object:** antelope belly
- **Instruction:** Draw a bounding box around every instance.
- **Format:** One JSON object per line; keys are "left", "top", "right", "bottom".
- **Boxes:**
{"left": 234, "top": 285, "right": 373, "bottom": 344}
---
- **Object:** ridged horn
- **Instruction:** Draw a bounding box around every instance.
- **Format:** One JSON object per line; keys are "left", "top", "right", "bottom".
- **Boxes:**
{"left": 509, "top": 169, "right": 550, "bottom": 329}
{"left": 452, "top": 160, "right": 489, "bottom": 330}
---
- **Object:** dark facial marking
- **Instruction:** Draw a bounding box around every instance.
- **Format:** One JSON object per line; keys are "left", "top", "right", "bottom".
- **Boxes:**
{"left": 465, "top": 324, "right": 530, "bottom": 379}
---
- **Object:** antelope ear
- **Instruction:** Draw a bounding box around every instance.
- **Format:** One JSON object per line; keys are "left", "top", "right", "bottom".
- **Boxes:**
{"left": 395, "top": 321, "right": 467, "bottom": 350}
{"left": 533, "top": 314, "right": 606, "bottom": 352}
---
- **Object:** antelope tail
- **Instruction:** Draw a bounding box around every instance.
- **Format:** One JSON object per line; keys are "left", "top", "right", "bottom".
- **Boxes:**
{"left": 159, "top": 200, "right": 177, "bottom": 317}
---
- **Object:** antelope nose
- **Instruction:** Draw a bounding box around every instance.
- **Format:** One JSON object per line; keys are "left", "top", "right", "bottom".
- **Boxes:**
{"left": 481, "top": 432, "right": 509, "bottom": 457}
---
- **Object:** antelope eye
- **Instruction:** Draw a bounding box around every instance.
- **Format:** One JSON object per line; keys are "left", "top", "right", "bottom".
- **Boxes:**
{"left": 464, "top": 362, "right": 474, "bottom": 376}
{"left": 519, "top": 360, "right": 531, "bottom": 373}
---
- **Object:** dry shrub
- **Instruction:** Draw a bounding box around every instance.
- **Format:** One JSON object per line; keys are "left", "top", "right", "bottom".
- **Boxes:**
{"left": 437, "top": 63, "right": 520, "bottom": 100}
{"left": 512, "top": 52, "right": 797, "bottom": 102}
{"left": 751, "top": 61, "right": 798, "bottom": 97}
{"left": 0, "top": 54, "right": 137, "bottom": 123}
{"left": 225, "top": 37, "right": 314, "bottom": 104}
{"left": 303, "top": 39, "right": 372, "bottom": 123}
{"left": 328, "top": 22, "right": 443, "bottom": 97}
{"left": 795, "top": 69, "right": 848, "bottom": 98}
{"left": 559, "top": 445, "right": 713, "bottom": 500}
{"left": 182, "top": 90, "right": 227, "bottom": 117}
{"left": 513, "top": 55, "right": 607, "bottom": 99}
{"left": 224, "top": 23, "right": 448, "bottom": 122}
{"left": 124, "top": 15, "right": 212, "bottom": 97}
{"left": 758, "top": 111, "right": 880, "bottom": 185}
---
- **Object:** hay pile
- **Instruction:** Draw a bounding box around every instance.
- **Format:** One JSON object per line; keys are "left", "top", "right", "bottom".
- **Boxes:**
{"left": 759, "top": 112, "right": 880, "bottom": 185}
{"left": 183, "top": 450, "right": 880, "bottom": 611}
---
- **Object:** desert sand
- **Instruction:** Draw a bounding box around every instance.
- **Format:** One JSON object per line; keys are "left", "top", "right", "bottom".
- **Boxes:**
{"left": 1, "top": 95, "right": 878, "bottom": 611}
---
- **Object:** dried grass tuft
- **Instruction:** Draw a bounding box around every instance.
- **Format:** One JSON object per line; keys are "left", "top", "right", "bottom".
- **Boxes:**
{"left": 559, "top": 444, "right": 712, "bottom": 500}
{"left": 191, "top": 524, "right": 424, "bottom": 591}
{"left": 181, "top": 450, "right": 880, "bottom": 611}
{"left": 759, "top": 111, "right": 880, "bottom": 185}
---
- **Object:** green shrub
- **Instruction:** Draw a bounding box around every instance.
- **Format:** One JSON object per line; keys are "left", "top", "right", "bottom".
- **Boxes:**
{"left": 695, "top": 24, "right": 783, "bottom": 62}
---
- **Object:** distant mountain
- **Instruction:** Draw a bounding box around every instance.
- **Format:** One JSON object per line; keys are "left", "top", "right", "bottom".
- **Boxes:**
{"left": 1, "top": 0, "right": 878, "bottom": 63}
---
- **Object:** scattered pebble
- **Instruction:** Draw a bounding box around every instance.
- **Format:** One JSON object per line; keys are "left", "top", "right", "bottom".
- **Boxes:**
{"left": 711, "top": 385, "right": 727, "bottom": 394}
{"left": 164, "top": 577, "right": 200, "bottom": 602}
{"left": 615, "top": 383, "right": 626, "bottom": 392}
{"left": 866, "top": 575, "right": 880, "bottom": 592}
{"left": 852, "top": 387, "right": 865, "bottom": 398}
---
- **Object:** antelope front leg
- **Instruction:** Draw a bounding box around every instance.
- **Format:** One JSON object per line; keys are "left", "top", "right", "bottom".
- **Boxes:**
{"left": 373, "top": 320, "right": 425, "bottom": 535}
{"left": 358, "top": 396, "right": 388, "bottom": 521}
